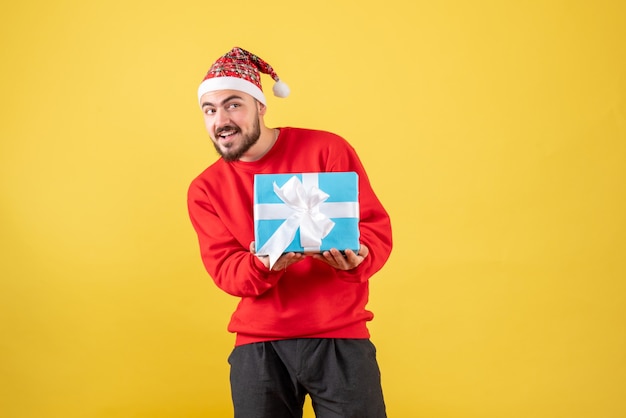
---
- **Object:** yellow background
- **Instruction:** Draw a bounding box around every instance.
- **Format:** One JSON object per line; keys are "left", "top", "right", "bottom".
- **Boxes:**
{"left": 1, "top": 1, "right": 625, "bottom": 417}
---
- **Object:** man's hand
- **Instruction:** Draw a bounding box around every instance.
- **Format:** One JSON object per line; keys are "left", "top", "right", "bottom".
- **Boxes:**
{"left": 250, "top": 242, "right": 368, "bottom": 271}
{"left": 312, "top": 244, "right": 369, "bottom": 270}
{"left": 250, "top": 241, "right": 305, "bottom": 271}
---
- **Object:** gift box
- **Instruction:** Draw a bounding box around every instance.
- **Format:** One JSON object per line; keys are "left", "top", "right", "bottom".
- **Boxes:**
{"left": 254, "top": 172, "right": 360, "bottom": 268}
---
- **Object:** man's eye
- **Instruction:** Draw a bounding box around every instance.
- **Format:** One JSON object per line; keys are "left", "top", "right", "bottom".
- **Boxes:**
{"left": 205, "top": 108, "right": 216, "bottom": 115}
{"left": 228, "top": 103, "right": 240, "bottom": 109}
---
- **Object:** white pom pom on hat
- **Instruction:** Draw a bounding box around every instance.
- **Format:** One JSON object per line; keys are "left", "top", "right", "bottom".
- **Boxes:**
{"left": 198, "top": 47, "right": 290, "bottom": 106}
{"left": 272, "top": 79, "right": 290, "bottom": 98}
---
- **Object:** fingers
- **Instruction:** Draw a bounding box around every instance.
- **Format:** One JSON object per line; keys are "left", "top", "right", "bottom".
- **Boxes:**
{"left": 272, "top": 252, "right": 304, "bottom": 271}
{"left": 250, "top": 241, "right": 304, "bottom": 271}
{"left": 251, "top": 241, "right": 369, "bottom": 271}
{"left": 312, "top": 245, "right": 368, "bottom": 271}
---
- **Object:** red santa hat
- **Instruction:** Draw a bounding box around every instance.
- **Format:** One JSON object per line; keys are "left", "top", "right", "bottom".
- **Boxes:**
{"left": 197, "top": 47, "right": 290, "bottom": 106}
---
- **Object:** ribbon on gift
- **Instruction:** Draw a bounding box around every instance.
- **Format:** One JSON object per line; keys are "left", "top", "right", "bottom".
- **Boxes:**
{"left": 255, "top": 173, "right": 359, "bottom": 269}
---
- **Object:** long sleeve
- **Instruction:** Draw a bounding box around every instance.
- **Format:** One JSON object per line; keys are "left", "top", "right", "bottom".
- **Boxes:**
{"left": 324, "top": 141, "right": 393, "bottom": 283}
{"left": 188, "top": 174, "right": 285, "bottom": 297}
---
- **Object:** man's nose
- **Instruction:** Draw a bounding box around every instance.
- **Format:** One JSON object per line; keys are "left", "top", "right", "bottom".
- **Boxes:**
{"left": 214, "top": 108, "right": 230, "bottom": 126}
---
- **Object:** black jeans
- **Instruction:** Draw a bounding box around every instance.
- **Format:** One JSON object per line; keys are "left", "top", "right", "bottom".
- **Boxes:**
{"left": 228, "top": 338, "right": 387, "bottom": 418}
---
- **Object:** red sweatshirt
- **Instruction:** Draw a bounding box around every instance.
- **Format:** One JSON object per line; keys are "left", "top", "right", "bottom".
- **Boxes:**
{"left": 188, "top": 127, "right": 392, "bottom": 346}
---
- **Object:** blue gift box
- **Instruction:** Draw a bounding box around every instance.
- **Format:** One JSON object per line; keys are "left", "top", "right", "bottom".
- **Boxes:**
{"left": 253, "top": 172, "right": 360, "bottom": 267}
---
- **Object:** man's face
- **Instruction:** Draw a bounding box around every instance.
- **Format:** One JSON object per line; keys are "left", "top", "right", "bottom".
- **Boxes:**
{"left": 200, "top": 90, "right": 263, "bottom": 162}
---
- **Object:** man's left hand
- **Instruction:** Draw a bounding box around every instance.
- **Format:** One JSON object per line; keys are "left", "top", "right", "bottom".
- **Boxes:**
{"left": 312, "top": 244, "right": 369, "bottom": 270}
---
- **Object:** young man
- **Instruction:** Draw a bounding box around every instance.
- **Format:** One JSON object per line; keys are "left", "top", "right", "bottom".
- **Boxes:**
{"left": 188, "top": 47, "right": 393, "bottom": 418}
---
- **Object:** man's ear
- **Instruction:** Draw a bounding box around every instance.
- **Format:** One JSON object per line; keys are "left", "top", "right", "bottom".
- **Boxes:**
{"left": 257, "top": 101, "right": 267, "bottom": 116}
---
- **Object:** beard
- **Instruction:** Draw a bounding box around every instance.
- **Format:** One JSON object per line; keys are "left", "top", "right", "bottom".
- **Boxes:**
{"left": 212, "top": 116, "right": 261, "bottom": 162}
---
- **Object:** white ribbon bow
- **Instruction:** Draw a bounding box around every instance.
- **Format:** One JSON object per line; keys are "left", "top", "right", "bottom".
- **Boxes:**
{"left": 256, "top": 175, "right": 336, "bottom": 269}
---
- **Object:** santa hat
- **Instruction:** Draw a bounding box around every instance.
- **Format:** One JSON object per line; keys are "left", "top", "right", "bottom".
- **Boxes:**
{"left": 197, "top": 47, "right": 290, "bottom": 106}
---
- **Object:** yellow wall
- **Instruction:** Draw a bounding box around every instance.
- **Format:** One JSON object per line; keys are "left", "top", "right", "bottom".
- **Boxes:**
{"left": 1, "top": 1, "right": 625, "bottom": 417}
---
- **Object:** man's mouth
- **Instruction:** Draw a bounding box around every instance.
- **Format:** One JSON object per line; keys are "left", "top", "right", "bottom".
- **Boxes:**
{"left": 215, "top": 127, "right": 240, "bottom": 145}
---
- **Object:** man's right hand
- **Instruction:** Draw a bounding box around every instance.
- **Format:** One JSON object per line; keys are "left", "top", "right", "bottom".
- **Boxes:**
{"left": 250, "top": 241, "right": 305, "bottom": 271}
